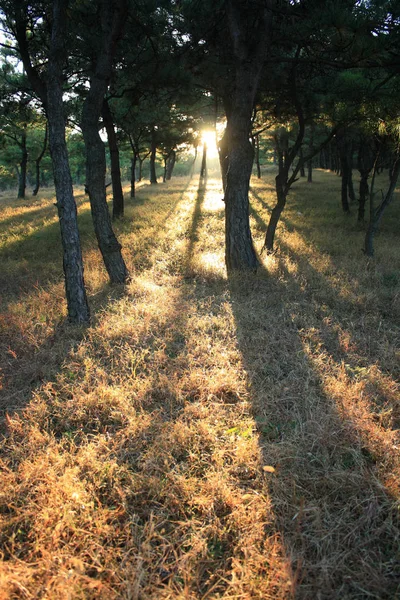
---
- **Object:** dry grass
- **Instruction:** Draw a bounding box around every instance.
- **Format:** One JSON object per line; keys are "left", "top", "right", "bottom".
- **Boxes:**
{"left": 0, "top": 170, "right": 399, "bottom": 598}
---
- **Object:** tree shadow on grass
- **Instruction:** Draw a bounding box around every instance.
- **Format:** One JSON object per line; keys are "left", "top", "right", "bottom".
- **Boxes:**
{"left": 0, "top": 182, "right": 185, "bottom": 426}
{"left": 185, "top": 178, "right": 207, "bottom": 267}
{"left": 0, "top": 174, "right": 243, "bottom": 599}
{"left": 227, "top": 254, "right": 400, "bottom": 598}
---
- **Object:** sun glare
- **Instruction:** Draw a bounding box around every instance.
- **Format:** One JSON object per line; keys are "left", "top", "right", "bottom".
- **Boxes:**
{"left": 201, "top": 129, "right": 218, "bottom": 158}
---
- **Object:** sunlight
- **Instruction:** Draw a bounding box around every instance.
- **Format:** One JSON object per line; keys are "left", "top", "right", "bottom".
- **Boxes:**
{"left": 201, "top": 129, "right": 219, "bottom": 158}
{"left": 199, "top": 251, "right": 225, "bottom": 274}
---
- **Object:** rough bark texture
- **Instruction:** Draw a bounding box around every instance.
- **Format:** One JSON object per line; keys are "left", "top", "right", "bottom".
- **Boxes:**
{"left": 33, "top": 124, "right": 48, "bottom": 196}
{"left": 81, "top": 0, "right": 128, "bottom": 283}
{"left": 223, "top": 65, "right": 261, "bottom": 271}
{"left": 46, "top": 0, "right": 90, "bottom": 323}
{"left": 13, "top": 0, "right": 90, "bottom": 323}
{"left": 102, "top": 99, "right": 124, "bottom": 219}
{"left": 150, "top": 127, "right": 158, "bottom": 184}
{"left": 223, "top": 1, "right": 273, "bottom": 272}
{"left": 225, "top": 123, "right": 258, "bottom": 272}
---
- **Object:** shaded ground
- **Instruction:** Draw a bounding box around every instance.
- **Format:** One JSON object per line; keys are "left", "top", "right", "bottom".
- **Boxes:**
{"left": 0, "top": 171, "right": 399, "bottom": 598}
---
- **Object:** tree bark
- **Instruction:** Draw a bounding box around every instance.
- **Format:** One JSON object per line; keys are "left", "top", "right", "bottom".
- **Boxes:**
{"left": 80, "top": 0, "right": 128, "bottom": 284}
{"left": 12, "top": 0, "right": 90, "bottom": 323}
{"left": 307, "top": 158, "right": 312, "bottom": 183}
{"left": 138, "top": 156, "right": 145, "bottom": 181}
{"left": 200, "top": 141, "right": 207, "bottom": 178}
{"left": 339, "top": 140, "right": 351, "bottom": 213}
{"left": 265, "top": 172, "right": 287, "bottom": 252}
{"left": 255, "top": 134, "right": 261, "bottom": 178}
{"left": 163, "top": 156, "right": 168, "bottom": 182}
{"left": 357, "top": 139, "right": 377, "bottom": 222}
{"left": 347, "top": 141, "right": 356, "bottom": 202}
{"left": 365, "top": 156, "right": 400, "bottom": 257}
{"left": 33, "top": 124, "right": 48, "bottom": 196}
{"left": 358, "top": 173, "right": 369, "bottom": 221}
{"left": 17, "top": 128, "right": 28, "bottom": 199}
{"left": 102, "top": 99, "right": 124, "bottom": 219}
{"left": 130, "top": 154, "right": 136, "bottom": 198}
{"left": 307, "top": 124, "right": 314, "bottom": 183}
{"left": 223, "top": 1, "right": 273, "bottom": 272}
{"left": 46, "top": 0, "right": 90, "bottom": 322}
{"left": 150, "top": 126, "right": 158, "bottom": 184}
{"left": 299, "top": 147, "right": 305, "bottom": 177}
{"left": 166, "top": 150, "right": 176, "bottom": 180}
{"left": 218, "top": 127, "right": 229, "bottom": 192}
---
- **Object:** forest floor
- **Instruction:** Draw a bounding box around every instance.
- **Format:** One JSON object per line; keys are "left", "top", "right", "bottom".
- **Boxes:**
{"left": 0, "top": 169, "right": 399, "bottom": 599}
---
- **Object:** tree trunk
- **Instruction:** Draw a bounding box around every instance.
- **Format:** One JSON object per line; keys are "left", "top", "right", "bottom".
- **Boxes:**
{"left": 222, "top": 0, "right": 273, "bottom": 272}
{"left": 32, "top": 124, "right": 48, "bottom": 196}
{"left": 10, "top": 0, "right": 90, "bottom": 323}
{"left": 17, "top": 129, "right": 28, "bottom": 199}
{"left": 150, "top": 126, "right": 158, "bottom": 184}
{"left": 138, "top": 156, "right": 144, "bottom": 181}
{"left": 265, "top": 173, "right": 287, "bottom": 252}
{"left": 130, "top": 153, "right": 136, "bottom": 198}
{"left": 299, "top": 147, "right": 305, "bottom": 177}
{"left": 307, "top": 158, "right": 312, "bottom": 183}
{"left": 46, "top": 0, "right": 90, "bottom": 323}
{"left": 358, "top": 173, "right": 369, "bottom": 221}
{"left": 102, "top": 99, "right": 124, "bottom": 219}
{"left": 200, "top": 141, "right": 207, "bottom": 178}
{"left": 80, "top": 0, "right": 128, "bottom": 283}
{"left": 357, "top": 139, "right": 377, "bottom": 222}
{"left": 81, "top": 113, "right": 128, "bottom": 283}
{"left": 163, "top": 157, "right": 168, "bottom": 182}
{"left": 190, "top": 144, "right": 198, "bottom": 179}
{"left": 255, "top": 134, "right": 261, "bottom": 178}
{"left": 348, "top": 142, "right": 356, "bottom": 203}
{"left": 166, "top": 150, "right": 176, "bottom": 180}
{"left": 307, "top": 124, "right": 314, "bottom": 183}
{"left": 365, "top": 157, "right": 400, "bottom": 257}
{"left": 218, "top": 127, "right": 229, "bottom": 192}
{"left": 224, "top": 127, "right": 258, "bottom": 271}
{"left": 223, "top": 70, "right": 260, "bottom": 272}
{"left": 339, "top": 151, "right": 350, "bottom": 213}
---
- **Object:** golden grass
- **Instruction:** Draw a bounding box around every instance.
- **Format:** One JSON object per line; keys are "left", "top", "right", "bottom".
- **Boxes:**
{"left": 0, "top": 170, "right": 399, "bottom": 598}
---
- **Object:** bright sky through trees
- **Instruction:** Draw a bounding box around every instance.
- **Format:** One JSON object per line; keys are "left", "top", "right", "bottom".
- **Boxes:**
{"left": 201, "top": 129, "right": 218, "bottom": 158}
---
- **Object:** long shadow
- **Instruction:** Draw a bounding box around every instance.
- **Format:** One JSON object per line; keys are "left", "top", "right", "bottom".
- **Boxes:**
{"left": 228, "top": 266, "right": 400, "bottom": 598}
{"left": 0, "top": 174, "right": 238, "bottom": 598}
{"left": 185, "top": 177, "right": 207, "bottom": 267}
{"left": 0, "top": 182, "right": 185, "bottom": 425}
{"left": 225, "top": 179, "right": 400, "bottom": 597}
{"left": 3, "top": 175, "right": 399, "bottom": 598}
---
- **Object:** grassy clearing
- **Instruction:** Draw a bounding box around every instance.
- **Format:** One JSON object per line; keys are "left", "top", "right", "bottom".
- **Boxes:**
{"left": 0, "top": 170, "right": 399, "bottom": 598}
